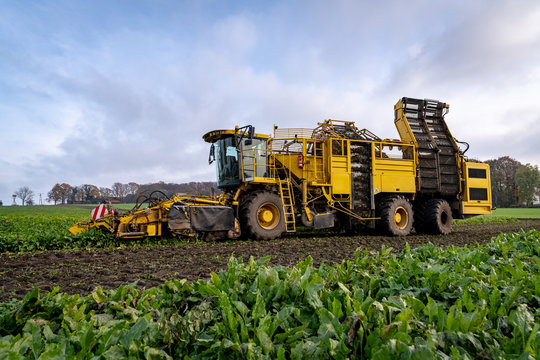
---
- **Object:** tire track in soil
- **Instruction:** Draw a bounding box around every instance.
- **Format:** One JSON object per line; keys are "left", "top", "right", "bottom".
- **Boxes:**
{"left": 1, "top": 220, "right": 539, "bottom": 302}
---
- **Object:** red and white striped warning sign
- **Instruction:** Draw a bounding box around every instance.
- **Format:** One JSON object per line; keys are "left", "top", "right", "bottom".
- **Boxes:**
{"left": 91, "top": 204, "right": 108, "bottom": 220}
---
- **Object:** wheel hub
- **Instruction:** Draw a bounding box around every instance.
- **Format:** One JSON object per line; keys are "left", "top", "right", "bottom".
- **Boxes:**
{"left": 261, "top": 209, "right": 273, "bottom": 223}
{"left": 394, "top": 206, "right": 408, "bottom": 230}
{"left": 257, "top": 203, "right": 279, "bottom": 229}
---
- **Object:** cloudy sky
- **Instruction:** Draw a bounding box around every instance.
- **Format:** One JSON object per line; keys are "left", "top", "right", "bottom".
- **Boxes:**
{"left": 1, "top": 0, "right": 539, "bottom": 204}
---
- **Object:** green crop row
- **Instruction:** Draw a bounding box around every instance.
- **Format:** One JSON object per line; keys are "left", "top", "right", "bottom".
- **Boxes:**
{"left": 0, "top": 207, "right": 182, "bottom": 253}
{"left": 0, "top": 204, "right": 530, "bottom": 253}
{"left": 1, "top": 230, "right": 539, "bottom": 359}
{"left": 0, "top": 211, "right": 114, "bottom": 252}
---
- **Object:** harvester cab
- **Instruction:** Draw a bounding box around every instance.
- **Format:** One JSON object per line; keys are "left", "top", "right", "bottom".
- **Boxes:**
{"left": 203, "top": 127, "right": 271, "bottom": 189}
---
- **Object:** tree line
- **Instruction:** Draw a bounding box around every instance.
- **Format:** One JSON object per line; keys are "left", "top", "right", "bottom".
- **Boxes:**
{"left": 7, "top": 156, "right": 539, "bottom": 207}
{"left": 45, "top": 181, "right": 218, "bottom": 205}
{"left": 46, "top": 182, "right": 138, "bottom": 205}
{"left": 7, "top": 181, "right": 218, "bottom": 206}
{"left": 486, "top": 156, "right": 540, "bottom": 208}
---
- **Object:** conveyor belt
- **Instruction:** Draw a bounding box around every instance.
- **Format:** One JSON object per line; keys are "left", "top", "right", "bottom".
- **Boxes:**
{"left": 398, "top": 98, "right": 460, "bottom": 195}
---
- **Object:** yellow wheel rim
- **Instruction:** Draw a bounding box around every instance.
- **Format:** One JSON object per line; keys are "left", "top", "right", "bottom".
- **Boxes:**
{"left": 257, "top": 203, "right": 280, "bottom": 229}
{"left": 394, "top": 206, "right": 408, "bottom": 230}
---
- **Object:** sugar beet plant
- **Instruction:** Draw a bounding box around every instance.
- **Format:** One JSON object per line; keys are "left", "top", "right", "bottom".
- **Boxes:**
{"left": 1, "top": 230, "right": 539, "bottom": 359}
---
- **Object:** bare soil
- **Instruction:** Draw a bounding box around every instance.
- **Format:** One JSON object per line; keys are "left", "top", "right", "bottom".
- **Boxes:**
{"left": 1, "top": 220, "right": 539, "bottom": 302}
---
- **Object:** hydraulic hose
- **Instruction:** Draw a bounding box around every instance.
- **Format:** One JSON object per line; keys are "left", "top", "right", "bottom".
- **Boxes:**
{"left": 455, "top": 139, "right": 470, "bottom": 155}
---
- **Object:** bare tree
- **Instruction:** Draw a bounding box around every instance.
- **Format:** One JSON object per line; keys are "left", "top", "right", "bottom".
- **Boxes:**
{"left": 99, "top": 187, "right": 113, "bottom": 200}
{"left": 112, "top": 182, "right": 128, "bottom": 199}
{"left": 14, "top": 186, "right": 34, "bottom": 206}
{"left": 127, "top": 182, "right": 139, "bottom": 195}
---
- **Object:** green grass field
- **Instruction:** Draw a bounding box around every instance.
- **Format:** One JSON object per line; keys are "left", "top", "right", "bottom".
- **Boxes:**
{"left": 68, "top": 203, "right": 138, "bottom": 210}
{"left": 491, "top": 207, "right": 540, "bottom": 218}
{"left": 455, "top": 207, "right": 540, "bottom": 225}
{"left": 0, "top": 205, "right": 90, "bottom": 217}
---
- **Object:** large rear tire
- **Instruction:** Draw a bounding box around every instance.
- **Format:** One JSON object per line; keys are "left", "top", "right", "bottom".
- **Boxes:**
{"left": 413, "top": 201, "right": 427, "bottom": 234}
{"left": 240, "top": 191, "right": 285, "bottom": 240}
{"left": 377, "top": 196, "right": 413, "bottom": 236}
{"left": 421, "top": 199, "right": 452, "bottom": 235}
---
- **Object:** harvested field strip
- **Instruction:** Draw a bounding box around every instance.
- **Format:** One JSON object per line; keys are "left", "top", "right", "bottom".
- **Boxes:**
{"left": 1, "top": 219, "right": 539, "bottom": 302}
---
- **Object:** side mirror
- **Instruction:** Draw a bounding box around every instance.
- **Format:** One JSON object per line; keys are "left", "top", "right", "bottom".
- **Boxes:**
{"left": 208, "top": 144, "right": 215, "bottom": 164}
{"left": 244, "top": 125, "right": 255, "bottom": 145}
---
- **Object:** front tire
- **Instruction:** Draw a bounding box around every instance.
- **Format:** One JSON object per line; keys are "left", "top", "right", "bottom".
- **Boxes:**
{"left": 240, "top": 192, "right": 285, "bottom": 240}
{"left": 378, "top": 196, "right": 414, "bottom": 236}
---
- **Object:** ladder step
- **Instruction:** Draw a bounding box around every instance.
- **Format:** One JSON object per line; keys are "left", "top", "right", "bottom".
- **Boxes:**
{"left": 279, "top": 179, "right": 296, "bottom": 232}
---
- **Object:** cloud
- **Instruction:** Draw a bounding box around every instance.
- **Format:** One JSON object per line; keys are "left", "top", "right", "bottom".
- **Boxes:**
{"left": 370, "top": 0, "right": 540, "bottom": 162}
{"left": 1, "top": 0, "right": 539, "bottom": 204}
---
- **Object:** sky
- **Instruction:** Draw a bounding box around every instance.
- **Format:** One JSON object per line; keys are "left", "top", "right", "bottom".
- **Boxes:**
{"left": 1, "top": 0, "right": 540, "bottom": 205}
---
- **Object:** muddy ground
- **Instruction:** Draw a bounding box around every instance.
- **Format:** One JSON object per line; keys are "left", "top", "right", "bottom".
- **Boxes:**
{"left": 1, "top": 220, "right": 539, "bottom": 302}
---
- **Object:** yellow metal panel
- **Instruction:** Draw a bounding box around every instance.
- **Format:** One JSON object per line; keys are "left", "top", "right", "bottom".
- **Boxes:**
{"left": 246, "top": 177, "right": 277, "bottom": 184}
{"left": 274, "top": 153, "right": 326, "bottom": 184}
{"left": 462, "top": 162, "right": 492, "bottom": 215}
{"left": 147, "top": 224, "right": 157, "bottom": 236}
{"left": 381, "top": 175, "right": 416, "bottom": 193}
{"left": 68, "top": 223, "right": 90, "bottom": 235}
{"left": 203, "top": 129, "right": 269, "bottom": 143}
{"left": 372, "top": 174, "right": 382, "bottom": 195}
{"left": 330, "top": 155, "right": 350, "bottom": 195}
{"left": 274, "top": 154, "right": 303, "bottom": 178}
{"left": 373, "top": 158, "right": 416, "bottom": 194}
{"left": 463, "top": 204, "right": 492, "bottom": 215}
{"left": 394, "top": 100, "right": 418, "bottom": 147}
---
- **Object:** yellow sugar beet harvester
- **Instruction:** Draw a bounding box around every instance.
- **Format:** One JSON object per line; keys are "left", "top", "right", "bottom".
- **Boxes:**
{"left": 69, "top": 97, "right": 492, "bottom": 240}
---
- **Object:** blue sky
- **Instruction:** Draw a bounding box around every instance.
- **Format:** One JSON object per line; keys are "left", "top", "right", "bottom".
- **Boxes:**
{"left": 1, "top": 0, "right": 540, "bottom": 204}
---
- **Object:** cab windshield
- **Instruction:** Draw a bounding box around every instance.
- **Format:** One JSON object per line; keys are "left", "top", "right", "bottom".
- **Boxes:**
{"left": 212, "top": 136, "right": 268, "bottom": 189}
{"left": 214, "top": 136, "right": 241, "bottom": 188}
